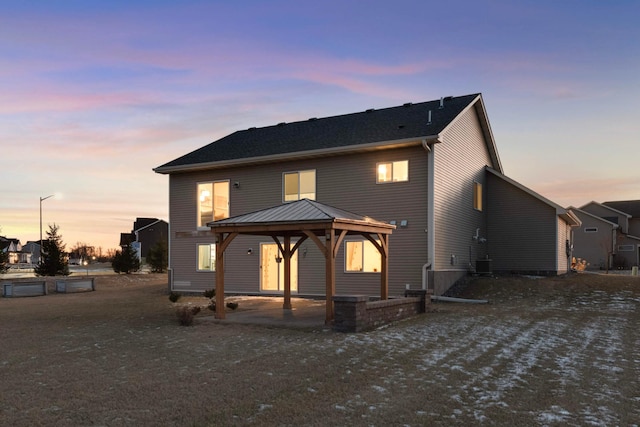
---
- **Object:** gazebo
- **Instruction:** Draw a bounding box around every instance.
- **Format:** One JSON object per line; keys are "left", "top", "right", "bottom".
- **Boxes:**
{"left": 207, "top": 199, "right": 395, "bottom": 324}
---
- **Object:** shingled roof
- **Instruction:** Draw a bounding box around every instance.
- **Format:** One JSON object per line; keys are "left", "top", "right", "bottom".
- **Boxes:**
{"left": 155, "top": 93, "right": 496, "bottom": 174}
{"left": 603, "top": 200, "right": 640, "bottom": 217}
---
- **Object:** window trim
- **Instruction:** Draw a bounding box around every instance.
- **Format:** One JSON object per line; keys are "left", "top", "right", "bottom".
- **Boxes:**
{"left": 376, "top": 160, "right": 409, "bottom": 184}
{"left": 282, "top": 169, "right": 316, "bottom": 202}
{"left": 197, "top": 180, "right": 230, "bottom": 230}
{"left": 344, "top": 238, "right": 382, "bottom": 273}
{"left": 618, "top": 244, "right": 634, "bottom": 252}
{"left": 584, "top": 227, "right": 598, "bottom": 233}
{"left": 196, "top": 243, "right": 216, "bottom": 272}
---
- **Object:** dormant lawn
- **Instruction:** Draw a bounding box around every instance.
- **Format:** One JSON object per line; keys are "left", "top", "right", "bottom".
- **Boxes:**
{"left": 1, "top": 272, "right": 639, "bottom": 426}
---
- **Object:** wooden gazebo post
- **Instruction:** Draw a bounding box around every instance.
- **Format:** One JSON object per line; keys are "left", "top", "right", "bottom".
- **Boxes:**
{"left": 283, "top": 235, "right": 292, "bottom": 310}
{"left": 215, "top": 232, "right": 225, "bottom": 319}
{"left": 325, "top": 229, "right": 336, "bottom": 324}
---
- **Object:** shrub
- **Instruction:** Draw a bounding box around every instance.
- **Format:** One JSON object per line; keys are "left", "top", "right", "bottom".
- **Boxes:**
{"left": 208, "top": 301, "right": 216, "bottom": 311}
{"left": 112, "top": 245, "right": 140, "bottom": 274}
{"left": 176, "top": 306, "right": 201, "bottom": 326}
{"left": 169, "top": 292, "right": 181, "bottom": 302}
{"left": 203, "top": 289, "right": 216, "bottom": 298}
{"left": 226, "top": 302, "right": 239, "bottom": 310}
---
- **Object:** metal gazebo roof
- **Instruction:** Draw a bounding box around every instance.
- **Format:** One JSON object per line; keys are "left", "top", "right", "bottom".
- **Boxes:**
{"left": 205, "top": 199, "right": 395, "bottom": 324}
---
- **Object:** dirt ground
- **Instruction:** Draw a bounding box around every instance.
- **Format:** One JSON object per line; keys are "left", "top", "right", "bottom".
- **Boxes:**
{"left": 1, "top": 272, "right": 639, "bottom": 426}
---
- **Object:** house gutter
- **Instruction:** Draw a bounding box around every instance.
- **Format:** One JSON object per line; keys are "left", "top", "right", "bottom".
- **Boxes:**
{"left": 154, "top": 136, "right": 436, "bottom": 175}
{"left": 422, "top": 137, "right": 441, "bottom": 291}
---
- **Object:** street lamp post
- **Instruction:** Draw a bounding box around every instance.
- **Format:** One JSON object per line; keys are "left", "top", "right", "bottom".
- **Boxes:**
{"left": 39, "top": 194, "right": 54, "bottom": 262}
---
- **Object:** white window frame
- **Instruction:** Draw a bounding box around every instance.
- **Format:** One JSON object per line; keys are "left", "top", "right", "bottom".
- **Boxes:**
{"left": 197, "top": 180, "right": 230, "bottom": 229}
{"left": 473, "top": 181, "right": 483, "bottom": 211}
{"left": 196, "top": 244, "right": 216, "bottom": 272}
{"left": 283, "top": 169, "right": 316, "bottom": 202}
{"left": 376, "top": 160, "right": 409, "bottom": 183}
{"left": 344, "top": 239, "right": 381, "bottom": 273}
{"left": 584, "top": 227, "right": 598, "bottom": 233}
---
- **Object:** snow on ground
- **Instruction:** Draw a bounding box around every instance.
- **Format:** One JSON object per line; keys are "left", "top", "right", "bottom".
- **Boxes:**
{"left": 299, "top": 286, "right": 640, "bottom": 425}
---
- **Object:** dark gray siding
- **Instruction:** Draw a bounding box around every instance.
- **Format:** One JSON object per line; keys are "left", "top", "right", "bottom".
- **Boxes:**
{"left": 168, "top": 145, "right": 429, "bottom": 296}
{"left": 571, "top": 211, "right": 616, "bottom": 270}
{"left": 581, "top": 203, "right": 629, "bottom": 234}
{"left": 486, "top": 173, "right": 557, "bottom": 273}
{"left": 433, "top": 106, "right": 492, "bottom": 272}
{"left": 629, "top": 218, "right": 640, "bottom": 237}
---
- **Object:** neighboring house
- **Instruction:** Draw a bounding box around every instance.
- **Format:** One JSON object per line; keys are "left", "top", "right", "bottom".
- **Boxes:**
{"left": 154, "top": 93, "right": 579, "bottom": 299}
{"left": 575, "top": 200, "right": 640, "bottom": 269}
{"left": 0, "top": 237, "right": 31, "bottom": 264}
{"left": 568, "top": 207, "right": 619, "bottom": 270}
{"left": 120, "top": 218, "right": 168, "bottom": 262}
{"left": 603, "top": 200, "right": 640, "bottom": 237}
{"left": 22, "top": 241, "right": 42, "bottom": 265}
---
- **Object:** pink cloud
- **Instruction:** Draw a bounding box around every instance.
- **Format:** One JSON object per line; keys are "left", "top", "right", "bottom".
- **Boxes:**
{"left": 526, "top": 176, "right": 640, "bottom": 208}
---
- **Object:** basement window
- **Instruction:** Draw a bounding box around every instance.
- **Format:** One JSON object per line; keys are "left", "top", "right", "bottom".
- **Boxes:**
{"left": 618, "top": 245, "right": 634, "bottom": 252}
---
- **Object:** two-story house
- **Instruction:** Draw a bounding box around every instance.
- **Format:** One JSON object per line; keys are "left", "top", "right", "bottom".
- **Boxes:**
{"left": 119, "top": 217, "right": 169, "bottom": 263}
{"left": 154, "top": 93, "right": 579, "bottom": 306}
{"left": 572, "top": 200, "right": 640, "bottom": 270}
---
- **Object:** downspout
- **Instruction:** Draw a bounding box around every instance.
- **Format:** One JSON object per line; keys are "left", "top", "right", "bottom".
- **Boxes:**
{"left": 422, "top": 138, "right": 436, "bottom": 291}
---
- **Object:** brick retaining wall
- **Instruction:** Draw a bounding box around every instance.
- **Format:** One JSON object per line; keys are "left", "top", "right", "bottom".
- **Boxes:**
{"left": 333, "top": 289, "right": 431, "bottom": 332}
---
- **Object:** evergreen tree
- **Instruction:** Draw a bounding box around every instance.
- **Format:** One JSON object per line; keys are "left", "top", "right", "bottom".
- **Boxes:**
{"left": 0, "top": 247, "right": 8, "bottom": 274}
{"left": 35, "top": 224, "right": 69, "bottom": 276}
{"left": 147, "top": 239, "right": 168, "bottom": 273}
{"left": 112, "top": 245, "right": 140, "bottom": 274}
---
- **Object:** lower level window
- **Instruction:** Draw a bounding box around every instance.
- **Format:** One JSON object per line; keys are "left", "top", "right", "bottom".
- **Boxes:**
{"left": 618, "top": 245, "right": 634, "bottom": 252}
{"left": 197, "top": 244, "right": 216, "bottom": 271}
{"left": 345, "top": 240, "right": 381, "bottom": 272}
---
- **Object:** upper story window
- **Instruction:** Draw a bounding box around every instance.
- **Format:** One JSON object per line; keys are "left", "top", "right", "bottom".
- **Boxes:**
{"left": 473, "top": 182, "right": 483, "bottom": 211}
{"left": 584, "top": 227, "right": 598, "bottom": 233}
{"left": 197, "top": 181, "right": 229, "bottom": 228}
{"left": 284, "top": 170, "right": 315, "bottom": 202}
{"left": 345, "top": 239, "right": 381, "bottom": 273}
{"left": 377, "top": 160, "right": 408, "bottom": 183}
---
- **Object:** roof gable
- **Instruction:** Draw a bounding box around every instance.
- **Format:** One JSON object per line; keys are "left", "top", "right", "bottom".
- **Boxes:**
{"left": 155, "top": 94, "right": 500, "bottom": 174}
{"left": 487, "top": 167, "right": 580, "bottom": 226}
{"left": 580, "top": 201, "right": 632, "bottom": 218}
{"left": 568, "top": 206, "right": 619, "bottom": 228}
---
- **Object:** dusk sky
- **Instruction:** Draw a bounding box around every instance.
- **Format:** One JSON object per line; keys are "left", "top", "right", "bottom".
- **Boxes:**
{"left": 1, "top": 1, "right": 638, "bottom": 252}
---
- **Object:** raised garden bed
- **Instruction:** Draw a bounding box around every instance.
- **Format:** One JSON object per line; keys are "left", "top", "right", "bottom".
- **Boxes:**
{"left": 2, "top": 280, "right": 47, "bottom": 297}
